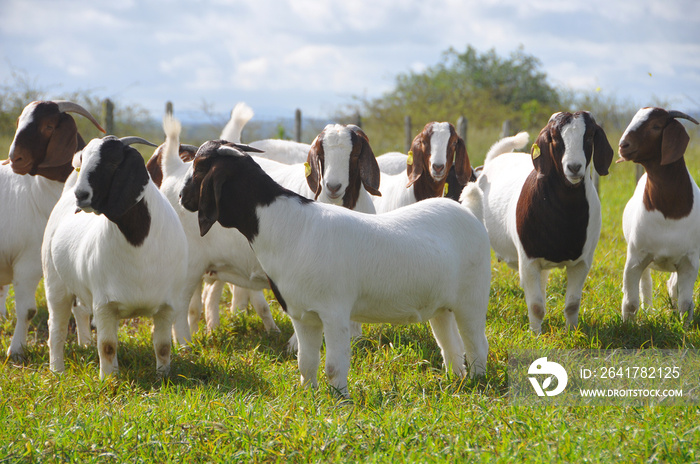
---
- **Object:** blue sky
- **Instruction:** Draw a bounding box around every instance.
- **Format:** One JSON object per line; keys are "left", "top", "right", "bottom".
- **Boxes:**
{"left": 1, "top": 0, "right": 699, "bottom": 123}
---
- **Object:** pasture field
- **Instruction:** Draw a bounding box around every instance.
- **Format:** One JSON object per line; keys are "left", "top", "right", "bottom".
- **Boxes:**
{"left": 1, "top": 129, "right": 699, "bottom": 463}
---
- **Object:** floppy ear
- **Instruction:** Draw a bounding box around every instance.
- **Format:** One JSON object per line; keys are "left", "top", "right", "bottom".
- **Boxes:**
{"left": 352, "top": 129, "right": 381, "bottom": 196}
{"left": 660, "top": 119, "right": 690, "bottom": 165}
{"left": 39, "top": 113, "right": 79, "bottom": 168}
{"left": 406, "top": 132, "right": 426, "bottom": 188}
{"left": 532, "top": 126, "right": 554, "bottom": 177}
{"left": 197, "top": 168, "right": 224, "bottom": 237}
{"left": 305, "top": 135, "right": 324, "bottom": 199}
{"left": 592, "top": 123, "right": 614, "bottom": 176}
{"left": 104, "top": 147, "right": 150, "bottom": 219}
{"left": 453, "top": 136, "right": 471, "bottom": 185}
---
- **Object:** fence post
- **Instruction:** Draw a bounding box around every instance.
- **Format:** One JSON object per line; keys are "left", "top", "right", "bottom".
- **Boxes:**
{"left": 457, "top": 115, "right": 468, "bottom": 149}
{"left": 102, "top": 98, "right": 114, "bottom": 135}
{"left": 165, "top": 101, "right": 173, "bottom": 116}
{"left": 354, "top": 111, "right": 362, "bottom": 129}
{"left": 294, "top": 109, "right": 302, "bottom": 143}
{"left": 500, "top": 119, "right": 511, "bottom": 139}
{"left": 404, "top": 115, "right": 412, "bottom": 153}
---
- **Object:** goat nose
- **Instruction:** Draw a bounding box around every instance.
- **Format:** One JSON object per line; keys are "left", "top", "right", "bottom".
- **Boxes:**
{"left": 326, "top": 183, "right": 342, "bottom": 194}
{"left": 433, "top": 164, "right": 445, "bottom": 173}
{"left": 619, "top": 141, "right": 630, "bottom": 150}
{"left": 568, "top": 163, "right": 583, "bottom": 175}
{"left": 75, "top": 190, "right": 90, "bottom": 205}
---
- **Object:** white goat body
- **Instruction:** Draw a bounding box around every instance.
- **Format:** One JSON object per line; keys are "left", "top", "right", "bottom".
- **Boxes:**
{"left": 42, "top": 136, "right": 190, "bottom": 378}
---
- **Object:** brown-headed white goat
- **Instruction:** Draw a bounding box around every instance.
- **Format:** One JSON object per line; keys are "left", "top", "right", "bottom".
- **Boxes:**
{"left": 477, "top": 112, "right": 614, "bottom": 332}
{"left": 372, "top": 122, "right": 470, "bottom": 213}
{"left": 180, "top": 142, "right": 490, "bottom": 397}
{"left": 2, "top": 100, "right": 104, "bottom": 359}
{"left": 43, "top": 136, "right": 190, "bottom": 378}
{"left": 618, "top": 107, "right": 700, "bottom": 323}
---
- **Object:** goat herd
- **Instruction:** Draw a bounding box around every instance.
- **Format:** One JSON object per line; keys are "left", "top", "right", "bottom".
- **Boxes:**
{"left": 1, "top": 100, "right": 698, "bottom": 396}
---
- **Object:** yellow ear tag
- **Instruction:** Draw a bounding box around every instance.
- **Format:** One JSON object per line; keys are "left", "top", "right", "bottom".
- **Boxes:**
{"left": 407, "top": 151, "right": 414, "bottom": 166}
{"left": 75, "top": 167, "right": 80, "bottom": 172}
{"left": 304, "top": 162, "right": 311, "bottom": 177}
{"left": 531, "top": 143, "right": 541, "bottom": 160}
{"left": 443, "top": 183, "right": 449, "bottom": 196}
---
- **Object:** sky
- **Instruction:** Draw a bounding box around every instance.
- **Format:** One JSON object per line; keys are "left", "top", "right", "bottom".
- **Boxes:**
{"left": 1, "top": 0, "right": 699, "bottom": 123}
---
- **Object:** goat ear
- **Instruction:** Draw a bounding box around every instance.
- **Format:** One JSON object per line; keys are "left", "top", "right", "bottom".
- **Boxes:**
{"left": 406, "top": 133, "right": 426, "bottom": 188}
{"left": 453, "top": 137, "right": 471, "bottom": 185}
{"left": 39, "top": 113, "right": 79, "bottom": 168}
{"left": 532, "top": 127, "right": 554, "bottom": 177}
{"left": 305, "top": 135, "right": 323, "bottom": 199}
{"left": 661, "top": 119, "right": 690, "bottom": 165}
{"left": 103, "top": 147, "right": 150, "bottom": 219}
{"left": 353, "top": 129, "right": 381, "bottom": 196}
{"left": 592, "top": 123, "right": 614, "bottom": 176}
{"left": 197, "top": 168, "right": 223, "bottom": 237}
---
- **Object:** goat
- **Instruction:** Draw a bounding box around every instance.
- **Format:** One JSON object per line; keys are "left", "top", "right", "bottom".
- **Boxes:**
{"left": 618, "top": 107, "right": 700, "bottom": 323}
{"left": 203, "top": 124, "right": 381, "bottom": 348}
{"left": 477, "top": 112, "right": 614, "bottom": 332}
{"left": 42, "top": 136, "right": 190, "bottom": 378}
{"left": 2, "top": 100, "right": 104, "bottom": 359}
{"left": 372, "top": 122, "right": 470, "bottom": 213}
{"left": 180, "top": 141, "right": 491, "bottom": 396}
{"left": 377, "top": 151, "right": 475, "bottom": 201}
{"left": 156, "top": 115, "right": 281, "bottom": 336}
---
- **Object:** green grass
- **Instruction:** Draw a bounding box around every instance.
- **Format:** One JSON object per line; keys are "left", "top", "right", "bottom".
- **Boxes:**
{"left": 1, "top": 129, "right": 700, "bottom": 462}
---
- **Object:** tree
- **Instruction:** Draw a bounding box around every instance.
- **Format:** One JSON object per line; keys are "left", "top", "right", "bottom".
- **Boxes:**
{"left": 348, "top": 45, "right": 563, "bottom": 154}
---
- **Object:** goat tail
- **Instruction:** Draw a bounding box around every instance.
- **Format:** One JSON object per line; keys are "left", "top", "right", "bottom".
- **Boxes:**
{"left": 459, "top": 183, "right": 484, "bottom": 223}
{"left": 484, "top": 131, "right": 530, "bottom": 164}
{"left": 220, "top": 102, "right": 254, "bottom": 143}
{"left": 162, "top": 112, "right": 182, "bottom": 177}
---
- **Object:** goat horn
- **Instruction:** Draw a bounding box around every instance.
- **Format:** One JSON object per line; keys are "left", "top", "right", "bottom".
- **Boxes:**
{"left": 223, "top": 142, "right": 264, "bottom": 153}
{"left": 119, "top": 136, "right": 158, "bottom": 147}
{"left": 181, "top": 144, "right": 200, "bottom": 152}
{"left": 668, "top": 110, "right": 699, "bottom": 125}
{"left": 55, "top": 100, "right": 106, "bottom": 133}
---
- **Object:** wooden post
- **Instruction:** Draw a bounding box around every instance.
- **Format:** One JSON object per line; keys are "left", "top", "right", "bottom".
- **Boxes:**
{"left": 165, "top": 101, "right": 173, "bottom": 116}
{"left": 500, "top": 119, "right": 511, "bottom": 139}
{"left": 457, "top": 115, "right": 467, "bottom": 149}
{"left": 404, "top": 115, "right": 412, "bottom": 153}
{"left": 294, "top": 109, "right": 302, "bottom": 143}
{"left": 354, "top": 111, "right": 362, "bottom": 129}
{"left": 102, "top": 98, "right": 114, "bottom": 135}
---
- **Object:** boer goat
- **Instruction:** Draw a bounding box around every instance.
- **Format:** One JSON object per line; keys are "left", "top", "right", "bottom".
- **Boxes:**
{"left": 2, "top": 100, "right": 104, "bottom": 359}
{"left": 372, "top": 122, "right": 470, "bottom": 213}
{"left": 618, "top": 107, "right": 700, "bottom": 323}
{"left": 477, "top": 112, "right": 614, "bottom": 332}
{"left": 180, "top": 141, "right": 491, "bottom": 397}
{"left": 43, "top": 136, "right": 190, "bottom": 378}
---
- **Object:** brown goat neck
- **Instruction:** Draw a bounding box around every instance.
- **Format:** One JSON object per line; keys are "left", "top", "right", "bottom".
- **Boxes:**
{"left": 641, "top": 158, "right": 694, "bottom": 219}
{"left": 412, "top": 172, "right": 447, "bottom": 202}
